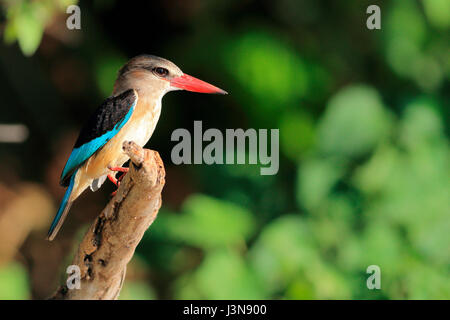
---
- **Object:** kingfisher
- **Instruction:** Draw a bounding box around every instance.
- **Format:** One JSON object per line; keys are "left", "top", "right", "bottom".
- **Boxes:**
{"left": 47, "top": 54, "right": 227, "bottom": 240}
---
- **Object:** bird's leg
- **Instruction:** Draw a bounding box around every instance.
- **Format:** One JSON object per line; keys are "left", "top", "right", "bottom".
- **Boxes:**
{"left": 109, "top": 166, "right": 129, "bottom": 173}
{"left": 108, "top": 166, "right": 129, "bottom": 182}
{"left": 108, "top": 174, "right": 119, "bottom": 197}
{"left": 107, "top": 166, "right": 129, "bottom": 197}
{"left": 107, "top": 174, "right": 119, "bottom": 187}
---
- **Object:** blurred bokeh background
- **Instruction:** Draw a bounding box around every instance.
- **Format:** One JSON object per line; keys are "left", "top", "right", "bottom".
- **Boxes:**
{"left": 0, "top": 0, "right": 448, "bottom": 299}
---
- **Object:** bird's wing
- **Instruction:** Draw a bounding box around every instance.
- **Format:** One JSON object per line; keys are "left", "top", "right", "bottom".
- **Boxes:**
{"left": 60, "top": 89, "right": 138, "bottom": 187}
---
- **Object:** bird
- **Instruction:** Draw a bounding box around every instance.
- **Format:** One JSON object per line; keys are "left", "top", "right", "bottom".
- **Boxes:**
{"left": 47, "top": 54, "right": 227, "bottom": 240}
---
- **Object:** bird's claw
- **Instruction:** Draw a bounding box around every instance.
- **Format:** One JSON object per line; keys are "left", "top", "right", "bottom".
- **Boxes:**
{"left": 107, "top": 166, "right": 128, "bottom": 193}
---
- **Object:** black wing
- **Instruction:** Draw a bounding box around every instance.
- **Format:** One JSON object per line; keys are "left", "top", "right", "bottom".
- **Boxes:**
{"left": 60, "top": 89, "right": 137, "bottom": 186}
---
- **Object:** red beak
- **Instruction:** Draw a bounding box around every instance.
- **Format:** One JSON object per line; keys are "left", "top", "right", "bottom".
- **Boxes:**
{"left": 170, "top": 73, "right": 227, "bottom": 94}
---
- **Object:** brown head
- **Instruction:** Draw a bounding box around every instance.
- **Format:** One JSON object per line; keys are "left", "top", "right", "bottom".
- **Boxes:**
{"left": 113, "top": 54, "right": 227, "bottom": 97}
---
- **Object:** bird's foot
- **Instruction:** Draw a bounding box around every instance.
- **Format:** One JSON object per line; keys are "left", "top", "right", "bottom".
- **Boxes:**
{"left": 108, "top": 175, "right": 120, "bottom": 197}
{"left": 117, "top": 172, "right": 126, "bottom": 183}
{"left": 107, "top": 167, "right": 129, "bottom": 197}
{"left": 107, "top": 173, "right": 119, "bottom": 187}
{"left": 108, "top": 166, "right": 128, "bottom": 183}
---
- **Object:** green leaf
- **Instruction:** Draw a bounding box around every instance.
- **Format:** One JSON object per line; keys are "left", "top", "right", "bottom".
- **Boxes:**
{"left": 317, "top": 85, "right": 392, "bottom": 158}
{"left": 403, "top": 263, "right": 450, "bottom": 299}
{"left": 190, "top": 249, "right": 266, "bottom": 299}
{"left": 119, "top": 282, "right": 156, "bottom": 300}
{"left": 3, "top": 20, "right": 18, "bottom": 44}
{"left": 285, "top": 277, "right": 315, "bottom": 299}
{"left": 423, "top": 0, "right": 450, "bottom": 29}
{"left": 0, "top": 263, "right": 30, "bottom": 300}
{"left": 353, "top": 144, "right": 399, "bottom": 194}
{"left": 383, "top": 0, "right": 435, "bottom": 87}
{"left": 226, "top": 31, "right": 309, "bottom": 104}
{"left": 223, "top": 30, "right": 310, "bottom": 125}
{"left": 279, "top": 111, "right": 316, "bottom": 161}
{"left": 15, "top": 5, "right": 44, "bottom": 56}
{"left": 95, "top": 54, "right": 127, "bottom": 96}
{"left": 296, "top": 158, "right": 345, "bottom": 211}
{"left": 249, "top": 215, "right": 318, "bottom": 293}
{"left": 399, "top": 98, "right": 444, "bottom": 149}
{"left": 163, "top": 194, "right": 255, "bottom": 249}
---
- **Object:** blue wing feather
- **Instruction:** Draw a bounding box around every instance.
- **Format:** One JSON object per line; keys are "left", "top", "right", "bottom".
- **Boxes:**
{"left": 60, "top": 94, "right": 137, "bottom": 183}
{"left": 47, "top": 170, "right": 77, "bottom": 240}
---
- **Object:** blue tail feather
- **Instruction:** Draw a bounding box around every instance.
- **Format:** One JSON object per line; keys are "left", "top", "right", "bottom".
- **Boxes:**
{"left": 47, "top": 171, "right": 76, "bottom": 240}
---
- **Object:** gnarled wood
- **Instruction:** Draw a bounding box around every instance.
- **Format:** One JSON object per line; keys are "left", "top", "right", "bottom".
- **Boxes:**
{"left": 51, "top": 141, "right": 165, "bottom": 300}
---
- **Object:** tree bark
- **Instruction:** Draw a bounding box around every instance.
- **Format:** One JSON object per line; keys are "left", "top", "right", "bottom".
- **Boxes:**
{"left": 50, "top": 141, "right": 165, "bottom": 300}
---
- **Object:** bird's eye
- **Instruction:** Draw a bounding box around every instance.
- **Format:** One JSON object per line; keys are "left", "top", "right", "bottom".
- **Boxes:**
{"left": 153, "top": 67, "right": 169, "bottom": 77}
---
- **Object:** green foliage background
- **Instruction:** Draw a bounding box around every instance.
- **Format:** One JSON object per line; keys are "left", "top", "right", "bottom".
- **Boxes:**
{"left": 0, "top": 0, "right": 448, "bottom": 299}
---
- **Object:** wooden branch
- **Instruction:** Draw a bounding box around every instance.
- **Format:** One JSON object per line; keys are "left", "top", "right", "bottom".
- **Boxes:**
{"left": 50, "top": 141, "right": 165, "bottom": 300}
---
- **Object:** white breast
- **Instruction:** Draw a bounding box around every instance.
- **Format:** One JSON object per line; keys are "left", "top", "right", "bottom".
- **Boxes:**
{"left": 124, "top": 98, "right": 161, "bottom": 144}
